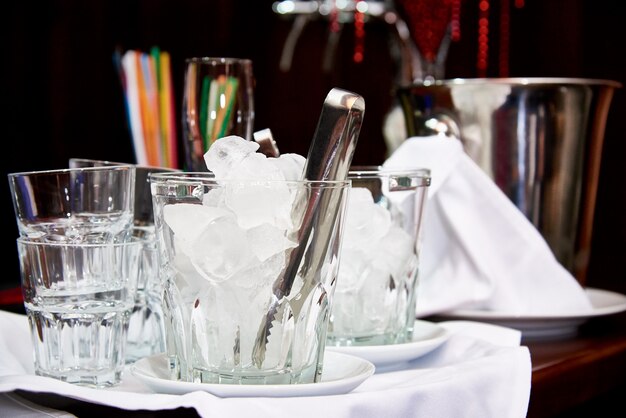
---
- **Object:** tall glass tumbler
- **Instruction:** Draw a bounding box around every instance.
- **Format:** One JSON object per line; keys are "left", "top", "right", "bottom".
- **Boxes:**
{"left": 150, "top": 172, "right": 350, "bottom": 384}
{"left": 327, "top": 167, "right": 431, "bottom": 346}
{"left": 182, "top": 57, "right": 255, "bottom": 171}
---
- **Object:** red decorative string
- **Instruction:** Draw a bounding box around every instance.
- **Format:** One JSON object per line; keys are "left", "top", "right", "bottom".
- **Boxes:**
{"left": 451, "top": 0, "right": 462, "bottom": 41}
{"left": 476, "top": 0, "right": 490, "bottom": 77}
{"left": 499, "top": 0, "right": 510, "bottom": 77}
{"left": 354, "top": 7, "right": 365, "bottom": 63}
{"left": 329, "top": 0, "right": 340, "bottom": 33}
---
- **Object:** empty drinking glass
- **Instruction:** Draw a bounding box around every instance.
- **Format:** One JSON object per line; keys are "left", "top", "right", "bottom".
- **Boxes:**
{"left": 67, "top": 158, "right": 177, "bottom": 362}
{"left": 8, "top": 165, "right": 136, "bottom": 244}
{"left": 17, "top": 237, "right": 142, "bottom": 387}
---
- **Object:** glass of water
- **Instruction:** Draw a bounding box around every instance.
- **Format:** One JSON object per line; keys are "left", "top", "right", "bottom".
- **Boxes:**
{"left": 16, "top": 237, "right": 142, "bottom": 387}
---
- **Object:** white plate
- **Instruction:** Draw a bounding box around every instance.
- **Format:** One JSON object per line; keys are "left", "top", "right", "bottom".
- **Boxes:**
{"left": 434, "top": 287, "right": 626, "bottom": 340}
{"left": 131, "top": 351, "right": 374, "bottom": 397}
{"left": 326, "top": 320, "right": 450, "bottom": 370}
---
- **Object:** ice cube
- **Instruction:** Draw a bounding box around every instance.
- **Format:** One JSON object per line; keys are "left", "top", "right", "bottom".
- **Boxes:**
{"left": 223, "top": 181, "right": 295, "bottom": 230}
{"left": 164, "top": 203, "right": 256, "bottom": 283}
{"left": 377, "top": 225, "right": 415, "bottom": 280}
{"left": 202, "top": 188, "right": 224, "bottom": 207}
{"left": 271, "top": 153, "right": 306, "bottom": 180}
{"left": 204, "top": 135, "right": 260, "bottom": 178}
{"left": 201, "top": 136, "right": 305, "bottom": 230}
{"left": 190, "top": 215, "right": 256, "bottom": 282}
{"left": 230, "top": 152, "right": 283, "bottom": 181}
{"left": 343, "top": 187, "right": 391, "bottom": 250}
{"left": 246, "top": 223, "right": 297, "bottom": 262}
{"left": 163, "top": 203, "right": 232, "bottom": 255}
{"left": 336, "top": 247, "right": 371, "bottom": 292}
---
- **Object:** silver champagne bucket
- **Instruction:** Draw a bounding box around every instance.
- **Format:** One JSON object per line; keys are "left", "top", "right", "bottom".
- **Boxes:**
{"left": 396, "top": 77, "right": 621, "bottom": 283}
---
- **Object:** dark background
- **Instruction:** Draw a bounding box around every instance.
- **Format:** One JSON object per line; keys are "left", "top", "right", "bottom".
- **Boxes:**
{"left": 1, "top": 0, "right": 625, "bottom": 297}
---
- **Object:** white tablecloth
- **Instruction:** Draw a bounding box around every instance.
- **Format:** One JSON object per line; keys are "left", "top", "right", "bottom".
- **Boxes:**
{"left": 0, "top": 310, "right": 531, "bottom": 418}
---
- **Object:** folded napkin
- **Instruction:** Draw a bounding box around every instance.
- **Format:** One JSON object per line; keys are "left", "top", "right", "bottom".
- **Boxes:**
{"left": 383, "top": 135, "right": 593, "bottom": 316}
{"left": 0, "top": 310, "right": 530, "bottom": 418}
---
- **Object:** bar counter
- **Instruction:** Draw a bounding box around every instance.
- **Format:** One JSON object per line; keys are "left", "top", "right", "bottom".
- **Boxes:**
{"left": 525, "top": 310, "right": 626, "bottom": 417}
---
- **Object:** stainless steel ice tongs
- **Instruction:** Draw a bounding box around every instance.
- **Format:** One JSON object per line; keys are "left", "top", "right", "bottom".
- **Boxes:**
{"left": 251, "top": 88, "right": 365, "bottom": 367}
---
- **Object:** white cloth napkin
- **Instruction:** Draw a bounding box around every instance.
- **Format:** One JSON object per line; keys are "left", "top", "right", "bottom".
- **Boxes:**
{"left": 0, "top": 310, "right": 530, "bottom": 418}
{"left": 383, "top": 135, "right": 594, "bottom": 316}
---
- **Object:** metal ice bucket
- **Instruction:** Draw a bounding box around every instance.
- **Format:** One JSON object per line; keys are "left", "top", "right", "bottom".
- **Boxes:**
{"left": 396, "top": 77, "right": 621, "bottom": 283}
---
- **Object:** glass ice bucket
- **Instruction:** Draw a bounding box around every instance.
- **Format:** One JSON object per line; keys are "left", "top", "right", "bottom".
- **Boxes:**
{"left": 327, "top": 166, "right": 431, "bottom": 346}
{"left": 150, "top": 172, "right": 350, "bottom": 385}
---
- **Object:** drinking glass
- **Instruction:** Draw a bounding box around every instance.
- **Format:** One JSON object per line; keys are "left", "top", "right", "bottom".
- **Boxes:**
{"left": 125, "top": 225, "right": 165, "bottom": 363}
{"left": 182, "top": 57, "right": 255, "bottom": 171}
{"left": 68, "top": 158, "right": 177, "bottom": 362}
{"left": 17, "top": 237, "right": 142, "bottom": 387}
{"left": 150, "top": 172, "right": 350, "bottom": 384}
{"left": 327, "top": 166, "right": 431, "bottom": 346}
{"left": 68, "top": 158, "right": 179, "bottom": 227}
{"left": 7, "top": 165, "right": 136, "bottom": 244}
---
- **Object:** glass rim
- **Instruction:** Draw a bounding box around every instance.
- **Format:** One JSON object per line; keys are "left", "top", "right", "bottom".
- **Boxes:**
{"left": 185, "top": 57, "right": 253, "bottom": 66}
{"left": 149, "top": 171, "right": 351, "bottom": 187}
{"left": 16, "top": 236, "right": 143, "bottom": 248}
{"left": 8, "top": 165, "right": 136, "bottom": 178}
{"left": 402, "top": 77, "right": 622, "bottom": 89}
{"left": 68, "top": 157, "right": 180, "bottom": 172}
{"left": 349, "top": 165, "right": 431, "bottom": 180}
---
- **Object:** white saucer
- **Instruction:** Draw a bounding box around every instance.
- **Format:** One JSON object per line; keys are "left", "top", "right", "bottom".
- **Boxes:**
{"left": 434, "top": 287, "right": 626, "bottom": 340}
{"left": 131, "top": 351, "right": 374, "bottom": 397}
{"left": 326, "top": 320, "right": 450, "bottom": 369}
